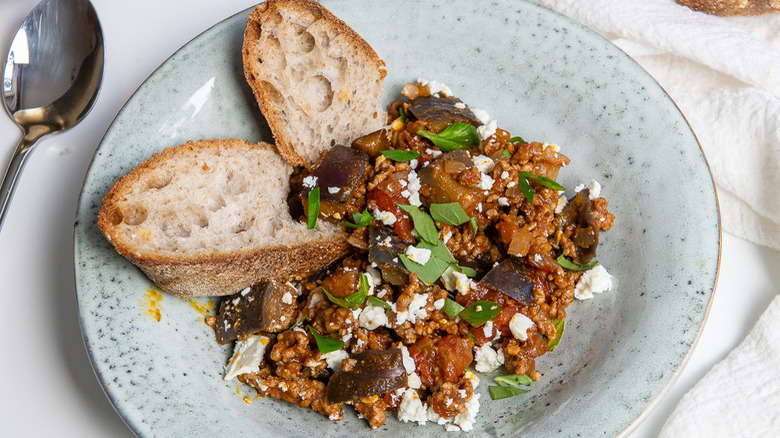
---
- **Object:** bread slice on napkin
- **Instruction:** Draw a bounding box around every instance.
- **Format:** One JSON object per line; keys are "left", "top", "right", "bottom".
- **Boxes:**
{"left": 243, "top": 0, "right": 388, "bottom": 168}
{"left": 679, "top": 0, "right": 780, "bottom": 16}
{"left": 98, "top": 139, "right": 349, "bottom": 297}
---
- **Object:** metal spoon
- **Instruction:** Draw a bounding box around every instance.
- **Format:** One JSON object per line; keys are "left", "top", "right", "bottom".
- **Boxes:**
{"left": 1, "top": 0, "right": 104, "bottom": 230}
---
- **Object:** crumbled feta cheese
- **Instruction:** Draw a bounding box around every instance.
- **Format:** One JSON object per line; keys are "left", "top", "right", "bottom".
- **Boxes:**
{"left": 407, "top": 371, "right": 422, "bottom": 389}
{"left": 555, "top": 195, "right": 568, "bottom": 214}
{"left": 574, "top": 265, "right": 613, "bottom": 300}
{"left": 472, "top": 155, "right": 494, "bottom": 173}
{"left": 406, "top": 170, "right": 422, "bottom": 206}
{"left": 478, "top": 173, "right": 495, "bottom": 191}
{"left": 302, "top": 175, "right": 318, "bottom": 190}
{"left": 500, "top": 170, "right": 509, "bottom": 180}
{"left": 406, "top": 293, "right": 430, "bottom": 323}
{"left": 442, "top": 230, "right": 452, "bottom": 243}
{"left": 239, "top": 287, "right": 251, "bottom": 296}
{"left": 541, "top": 142, "right": 560, "bottom": 152}
{"left": 359, "top": 305, "right": 389, "bottom": 330}
{"left": 224, "top": 335, "right": 270, "bottom": 380}
{"left": 327, "top": 186, "right": 340, "bottom": 194}
{"left": 398, "top": 389, "right": 428, "bottom": 424}
{"left": 405, "top": 245, "right": 432, "bottom": 265}
{"left": 322, "top": 349, "right": 349, "bottom": 370}
{"left": 509, "top": 313, "right": 534, "bottom": 341}
{"left": 477, "top": 120, "right": 497, "bottom": 140}
{"left": 418, "top": 77, "right": 452, "bottom": 97}
{"left": 400, "top": 346, "right": 416, "bottom": 374}
{"left": 445, "top": 424, "right": 461, "bottom": 432}
{"left": 373, "top": 208, "right": 397, "bottom": 225}
{"left": 453, "top": 102, "right": 466, "bottom": 109}
{"left": 433, "top": 298, "right": 445, "bottom": 310}
{"left": 473, "top": 343, "right": 505, "bottom": 373}
{"left": 482, "top": 320, "right": 494, "bottom": 339}
{"left": 453, "top": 392, "right": 480, "bottom": 431}
{"left": 574, "top": 180, "right": 601, "bottom": 200}
{"left": 471, "top": 108, "right": 490, "bottom": 124}
{"left": 281, "top": 291, "right": 294, "bottom": 305}
{"left": 498, "top": 197, "right": 509, "bottom": 206}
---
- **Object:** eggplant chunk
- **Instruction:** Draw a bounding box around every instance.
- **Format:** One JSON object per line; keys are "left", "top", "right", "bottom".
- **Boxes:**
{"left": 352, "top": 128, "right": 391, "bottom": 158}
{"left": 215, "top": 281, "right": 297, "bottom": 345}
{"left": 302, "top": 145, "right": 370, "bottom": 220}
{"left": 554, "top": 189, "right": 599, "bottom": 264}
{"left": 479, "top": 257, "right": 534, "bottom": 304}
{"left": 408, "top": 95, "right": 480, "bottom": 133}
{"left": 418, "top": 150, "right": 484, "bottom": 215}
{"left": 368, "top": 225, "right": 410, "bottom": 286}
{"left": 326, "top": 348, "right": 408, "bottom": 404}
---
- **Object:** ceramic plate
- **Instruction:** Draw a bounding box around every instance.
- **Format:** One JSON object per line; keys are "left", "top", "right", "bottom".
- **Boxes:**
{"left": 74, "top": 1, "right": 720, "bottom": 436}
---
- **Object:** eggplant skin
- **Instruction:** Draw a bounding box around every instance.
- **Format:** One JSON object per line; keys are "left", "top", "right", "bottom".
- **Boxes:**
{"left": 215, "top": 281, "right": 296, "bottom": 345}
{"left": 326, "top": 348, "right": 408, "bottom": 404}
{"left": 479, "top": 257, "right": 534, "bottom": 304}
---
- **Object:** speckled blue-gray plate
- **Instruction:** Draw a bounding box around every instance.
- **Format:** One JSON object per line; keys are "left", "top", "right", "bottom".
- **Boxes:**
{"left": 74, "top": 1, "right": 720, "bottom": 437}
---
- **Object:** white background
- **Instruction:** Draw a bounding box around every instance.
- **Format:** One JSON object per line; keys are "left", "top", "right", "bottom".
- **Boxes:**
{"left": 0, "top": 0, "right": 777, "bottom": 436}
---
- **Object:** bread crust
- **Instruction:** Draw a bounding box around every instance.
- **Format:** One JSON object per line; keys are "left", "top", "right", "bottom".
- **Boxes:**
{"left": 98, "top": 139, "right": 349, "bottom": 297}
{"left": 679, "top": 0, "right": 780, "bottom": 16}
{"left": 243, "top": 0, "right": 387, "bottom": 168}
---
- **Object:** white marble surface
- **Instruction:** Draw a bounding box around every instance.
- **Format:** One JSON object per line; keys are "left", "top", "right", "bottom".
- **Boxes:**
{"left": 0, "top": 1, "right": 777, "bottom": 436}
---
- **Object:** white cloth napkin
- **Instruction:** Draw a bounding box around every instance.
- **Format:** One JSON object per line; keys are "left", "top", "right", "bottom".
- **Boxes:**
{"left": 533, "top": 0, "right": 780, "bottom": 250}
{"left": 659, "top": 294, "right": 780, "bottom": 436}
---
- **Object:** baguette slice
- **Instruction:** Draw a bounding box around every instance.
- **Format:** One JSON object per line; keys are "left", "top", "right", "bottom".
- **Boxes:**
{"left": 243, "top": 0, "right": 388, "bottom": 168}
{"left": 679, "top": 0, "right": 780, "bottom": 15}
{"left": 98, "top": 139, "right": 349, "bottom": 297}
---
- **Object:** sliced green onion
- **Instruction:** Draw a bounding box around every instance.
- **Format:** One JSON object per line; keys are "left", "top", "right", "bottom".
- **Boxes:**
{"left": 308, "top": 325, "right": 344, "bottom": 354}
{"left": 306, "top": 187, "right": 320, "bottom": 229}
{"left": 556, "top": 254, "right": 598, "bottom": 271}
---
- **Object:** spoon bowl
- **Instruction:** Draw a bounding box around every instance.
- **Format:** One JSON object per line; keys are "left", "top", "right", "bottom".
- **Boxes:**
{"left": 1, "top": 0, "right": 104, "bottom": 230}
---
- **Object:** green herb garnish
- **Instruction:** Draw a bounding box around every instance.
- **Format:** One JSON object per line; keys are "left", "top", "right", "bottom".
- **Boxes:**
{"left": 399, "top": 253, "right": 451, "bottom": 284}
{"left": 443, "top": 297, "right": 465, "bottom": 318}
{"left": 417, "top": 122, "right": 479, "bottom": 152}
{"left": 509, "top": 136, "right": 526, "bottom": 144}
{"left": 415, "top": 238, "right": 457, "bottom": 265}
{"left": 367, "top": 296, "right": 391, "bottom": 310}
{"left": 340, "top": 209, "right": 373, "bottom": 229}
{"left": 306, "top": 187, "right": 320, "bottom": 229}
{"left": 380, "top": 149, "right": 419, "bottom": 163}
{"left": 489, "top": 385, "right": 531, "bottom": 400}
{"left": 398, "top": 105, "right": 409, "bottom": 123}
{"left": 556, "top": 254, "right": 598, "bottom": 271}
{"left": 321, "top": 275, "right": 369, "bottom": 310}
{"left": 494, "top": 374, "right": 534, "bottom": 387}
{"left": 308, "top": 325, "right": 344, "bottom": 354}
{"left": 547, "top": 318, "right": 565, "bottom": 351}
{"left": 430, "top": 202, "right": 471, "bottom": 226}
{"left": 459, "top": 300, "right": 501, "bottom": 328}
{"left": 397, "top": 204, "right": 438, "bottom": 244}
{"left": 469, "top": 216, "right": 478, "bottom": 237}
{"left": 291, "top": 314, "right": 307, "bottom": 328}
{"left": 502, "top": 149, "right": 512, "bottom": 158}
{"left": 517, "top": 171, "right": 565, "bottom": 205}
{"left": 489, "top": 374, "right": 534, "bottom": 400}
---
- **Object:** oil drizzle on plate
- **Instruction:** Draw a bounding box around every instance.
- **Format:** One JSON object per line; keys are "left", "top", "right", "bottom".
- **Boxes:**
{"left": 139, "top": 288, "right": 163, "bottom": 322}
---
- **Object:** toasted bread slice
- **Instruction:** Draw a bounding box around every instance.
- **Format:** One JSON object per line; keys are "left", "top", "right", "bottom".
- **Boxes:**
{"left": 243, "top": 0, "right": 388, "bottom": 168}
{"left": 98, "top": 139, "right": 349, "bottom": 297}
{"left": 679, "top": 0, "right": 780, "bottom": 15}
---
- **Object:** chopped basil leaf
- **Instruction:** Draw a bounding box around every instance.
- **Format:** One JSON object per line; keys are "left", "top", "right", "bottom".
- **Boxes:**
{"left": 494, "top": 374, "right": 534, "bottom": 387}
{"left": 367, "top": 296, "right": 391, "bottom": 310}
{"left": 307, "top": 187, "right": 320, "bottom": 229}
{"left": 517, "top": 171, "right": 565, "bottom": 206}
{"left": 443, "top": 298, "right": 465, "bottom": 318}
{"left": 417, "top": 122, "right": 479, "bottom": 152}
{"left": 489, "top": 385, "right": 531, "bottom": 400}
{"left": 344, "top": 274, "right": 370, "bottom": 305}
{"left": 415, "top": 238, "right": 457, "bottom": 265}
{"left": 547, "top": 318, "right": 565, "bottom": 351}
{"left": 380, "top": 149, "right": 419, "bottom": 163}
{"left": 340, "top": 209, "right": 373, "bottom": 229}
{"left": 556, "top": 254, "right": 598, "bottom": 271}
{"left": 469, "top": 216, "right": 478, "bottom": 238}
{"left": 430, "top": 202, "right": 471, "bottom": 226}
{"left": 398, "top": 105, "right": 409, "bottom": 123}
{"left": 397, "top": 204, "right": 438, "bottom": 244}
{"left": 517, "top": 173, "right": 535, "bottom": 205}
{"left": 466, "top": 331, "right": 476, "bottom": 344}
{"left": 322, "top": 286, "right": 361, "bottom": 310}
{"left": 308, "top": 325, "right": 344, "bottom": 354}
{"left": 454, "top": 265, "right": 477, "bottom": 277}
{"left": 291, "top": 313, "right": 307, "bottom": 328}
{"left": 460, "top": 300, "right": 501, "bottom": 327}
{"left": 400, "top": 253, "right": 451, "bottom": 284}
{"left": 502, "top": 149, "right": 511, "bottom": 158}
{"left": 509, "top": 136, "right": 525, "bottom": 144}
{"left": 530, "top": 174, "right": 565, "bottom": 191}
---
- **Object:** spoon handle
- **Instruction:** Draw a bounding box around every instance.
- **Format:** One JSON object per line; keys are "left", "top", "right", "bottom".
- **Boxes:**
{"left": 0, "top": 136, "right": 36, "bottom": 231}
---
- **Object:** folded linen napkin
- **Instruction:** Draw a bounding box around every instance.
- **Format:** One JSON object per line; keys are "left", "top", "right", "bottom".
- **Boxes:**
{"left": 658, "top": 294, "right": 780, "bottom": 436}
{"left": 533, "top": 0, "right": 780, "bottom": 250}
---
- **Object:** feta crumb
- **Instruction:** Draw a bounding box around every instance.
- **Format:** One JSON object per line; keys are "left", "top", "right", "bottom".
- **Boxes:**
{"left": 433, "top": 298, "right": 445, "bottom": 310}
{"left": 574, "top": 265, "right": 613, "bottom": 300}
{"left": 406, "top": 293, "right": 430, "bottom": 323}
{"left": 471, "top": 108, "right": 490, "bottom": 124}
{"left": 442, "top": 230, "right": 453, "bottom": 243}
{"left": 322, "top": 349, "right": 349, "bottom": 370}
{"left": 400, "top": 346, "right": 416, "bottom": 374}
{"left": 359, "top": 305, "right": 389, "bottom": 330}
{"left": 500, "top": 170, "right": 509, "bottom": 180}
{"left": 473, "top": 343, "right": 505, "bottom": 373}
{"left": 409, "top": 158, "right": 419, "bottom": 169}
{"left": 472, "top": 155, "right": 495, "bottom": 173}
{"left": 477, "top": 120, "right": 498, "bottom": 141}
{"left": 239, "top": 287, "right": 251, "bottom": 296}
{"left": 555, "top": 195, "right": 568, "bottom": 214}
{"left": 405, "top": 245, "right": 432, "bottom": 265}
{"left": 482, "top": 320, "right": 494, "bottom": 339}
{"left": 498, "top": 197, "right": 509, "bottom": 206}
{"left": 453, "top": 392, "right": 480, "bottom": 431}
{"left": 453, "top": 270, "right": 471, "bottom": 295}
{"left": 281, "top": 291, "right": 293, "bottom": 305}
{"left": 418, "top": 77, "right": 452, "bottom": 97}
{"left": 478, "top": 173, "right": 495, "bottom": 191}
{"left": 407, "top": 371, "right": 422, "bottom": 389}
{"left": 453, "top": 102, "right": 466, "bottom": 109}
{"left": 541, "top": 142, "right": 560, "bottom": 152}
{"left": 224, "top": 335, "right": 270, "bottom": 380}
{"left": 327, "top": 186, "right": 340, "bottom": 194}
{"left": 574, "top": 180, "right": 601, "bottom": 200}
{"left": 373, "top": 208, "right": 397, "bottom": 226}
{"left": 406, "top": 170, "right": 422, "bottom": 206}
{"left": 302, "top": 175, "right": 318, "bottom": 190}
{"left": 445, "top": 424, "right": 461, "bottom": 432}
{"left": 509, "top": 313, "right": 534, "bottom": 341}
{"left": 398, "top": 389, "right": 428, "bottom": 424}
